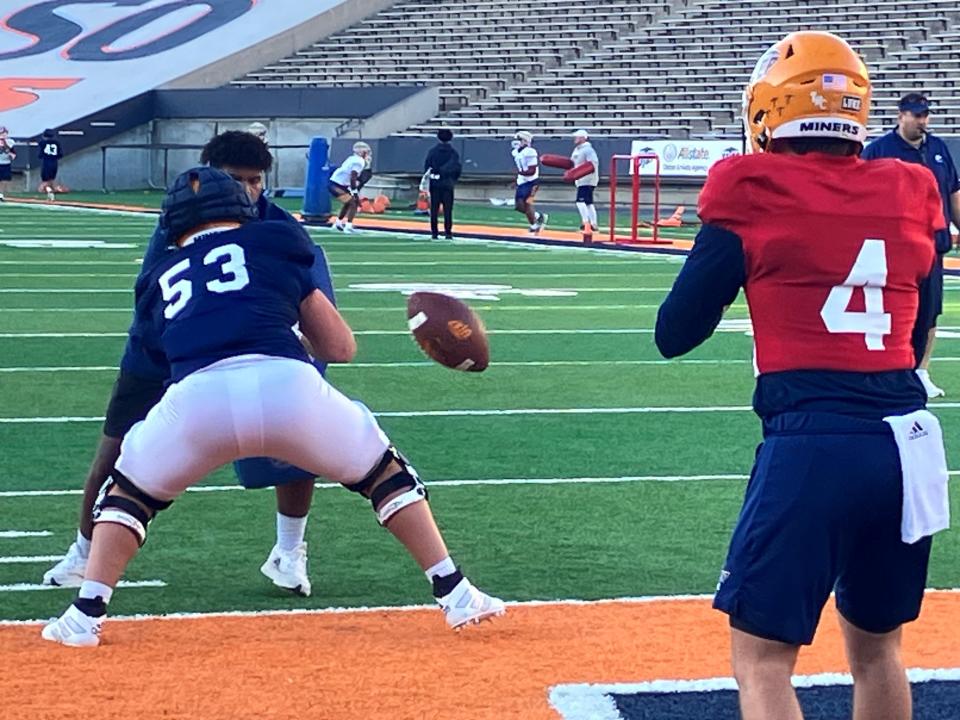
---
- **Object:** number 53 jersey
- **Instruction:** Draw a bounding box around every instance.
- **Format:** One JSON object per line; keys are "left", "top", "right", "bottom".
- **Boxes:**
{"left": 656, "top": 152, "right": 944, "bottom": 419}
{"left": 134, "top": 221, "right": 317, "bottom": 383}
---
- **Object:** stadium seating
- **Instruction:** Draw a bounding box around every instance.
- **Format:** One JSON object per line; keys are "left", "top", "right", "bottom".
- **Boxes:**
{"left": 234, "top": 0, "right": 960, "bottom": 138}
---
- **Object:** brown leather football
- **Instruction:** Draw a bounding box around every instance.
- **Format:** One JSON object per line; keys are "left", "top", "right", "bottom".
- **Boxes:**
{"left": 406, "top": 292, "right": 489, "bottom": 371}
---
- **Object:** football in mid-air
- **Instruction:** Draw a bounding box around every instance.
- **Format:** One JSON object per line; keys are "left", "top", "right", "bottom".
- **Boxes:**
{"left": 406, "top": 292, "right": 489, "bottom": 372}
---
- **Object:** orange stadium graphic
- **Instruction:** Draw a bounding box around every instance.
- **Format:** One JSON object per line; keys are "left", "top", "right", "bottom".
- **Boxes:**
{"left": 0, "top": 77, "right": 79, "bottom": 112}
{"left": 0, "top": 0, "right": 338, "bottom": 136}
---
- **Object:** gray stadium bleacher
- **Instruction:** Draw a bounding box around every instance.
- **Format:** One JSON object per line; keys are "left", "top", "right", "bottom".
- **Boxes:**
{"left": 233, "top": 0, "right": 960, "bottom": 138}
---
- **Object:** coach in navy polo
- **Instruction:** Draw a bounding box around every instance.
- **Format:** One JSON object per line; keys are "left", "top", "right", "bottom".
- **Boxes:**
{"left": 862, "top": 92, "right": 960, "bottom": 399}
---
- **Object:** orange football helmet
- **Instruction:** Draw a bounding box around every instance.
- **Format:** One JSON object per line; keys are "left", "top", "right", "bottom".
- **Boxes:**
{"left": 743, "top": 31, "right": 871, "bottom": 153}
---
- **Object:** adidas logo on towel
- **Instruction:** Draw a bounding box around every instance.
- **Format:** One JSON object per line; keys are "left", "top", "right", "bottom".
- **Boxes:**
{"left": 908, "top": 421, "right": 929, "bottom": 441}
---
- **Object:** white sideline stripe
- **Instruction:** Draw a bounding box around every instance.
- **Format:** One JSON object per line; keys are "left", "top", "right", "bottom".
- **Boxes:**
{"left": 0, "top": 579, "right": 165, "bottom": 593}
{"left": 2, "top": 589, "right": 958, "bottom": 628}
{"left": 0, "top": 474, "right": 755, "bottom": 498}
{"left": 0, "top": 531, "right": 52, "bottom": 538}
{"left": 7, "top": 403, "right": 960, "bottom": 424}
{"left": 0, "top": 555, "right": 63, "bottom": 564}
{"left": 548, "top": 668, "right": 960, "bottom": 720}
{"left": 0, "top": 360, "right": 750, "bottom": 373}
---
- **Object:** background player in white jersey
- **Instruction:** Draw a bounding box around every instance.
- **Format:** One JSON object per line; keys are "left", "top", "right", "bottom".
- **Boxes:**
{"left": 328, "top": 141, "right": 371, "bottom": 233}
{"left": 511, "top": 131, "right": 547, "bottom": 233}
{"left": 41, "top": 167, "right": 505, "bottom": 647}
{"left": 571, "top": 129, "right": 600, "bottom": 232}
{"left": 0, "top": 126, "right": 16, "bottom": 200}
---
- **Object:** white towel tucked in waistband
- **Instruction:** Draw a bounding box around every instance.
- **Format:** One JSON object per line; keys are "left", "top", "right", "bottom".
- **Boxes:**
{"left": 883, "top": 409, "right": 950, "bottom": 544}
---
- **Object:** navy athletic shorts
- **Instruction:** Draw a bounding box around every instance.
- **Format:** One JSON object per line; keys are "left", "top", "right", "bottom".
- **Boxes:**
{"left": 713, "top": 411, "right": 932, "bottom": 645}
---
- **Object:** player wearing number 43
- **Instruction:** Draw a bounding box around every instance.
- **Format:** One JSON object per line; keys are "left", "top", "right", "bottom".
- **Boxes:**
{"left": 41, "top": 167, "right": 504, "bottom": 647}
{"left": 657, "top": 32, "right": 949, "bottom": 720}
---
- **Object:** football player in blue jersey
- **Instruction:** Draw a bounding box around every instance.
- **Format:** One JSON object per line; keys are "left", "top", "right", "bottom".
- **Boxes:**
{"left": 656, "top": 33, "right": 949, "bottom": 720}
{"left": 43, "top": 132, "right": 330, "bottom": 597}
{"left": 41, "top": 167, "right": 504, "bottom": 646}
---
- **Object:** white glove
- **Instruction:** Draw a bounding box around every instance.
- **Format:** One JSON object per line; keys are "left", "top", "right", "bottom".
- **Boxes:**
{"left": 511, "top": 140, "right": 521, "bottom": 151}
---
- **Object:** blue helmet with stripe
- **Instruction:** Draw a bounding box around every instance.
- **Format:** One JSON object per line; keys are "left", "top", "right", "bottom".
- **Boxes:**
{"left": 160, "top": 166, "right": 258, "bottom": 242}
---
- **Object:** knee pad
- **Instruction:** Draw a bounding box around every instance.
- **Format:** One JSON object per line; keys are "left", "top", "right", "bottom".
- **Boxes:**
{"left": 346, "top": 446, "right": 428, "bottom": 526}
{"left": 92, "top": 471, "right": 172, "bottom": 546}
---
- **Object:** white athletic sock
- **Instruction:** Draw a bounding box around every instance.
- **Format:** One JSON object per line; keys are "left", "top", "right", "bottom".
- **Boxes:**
{"left": 425, "top": 556, "right": 457, "bottom": 582}
{"left": 576, "top": 201, "right": 590, "bottom": 224}
{"left": 75, "top": 529, "right": 91, "bottom": 557}
{"left": 79, "top": 580, "right": 113, "bottom": 604}
{"left": 588, "top": 205, "right": 598, "bottom": 226}
{"left": 277, "top": 513, "right": 308, "bottom": 552}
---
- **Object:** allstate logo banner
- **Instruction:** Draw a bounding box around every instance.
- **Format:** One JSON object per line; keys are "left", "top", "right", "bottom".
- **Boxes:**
{"left": 0, "top": 0, "right": 341, "bottom": 136}
{"left": 630, "top": 139, "right": 742, "bottom": 177}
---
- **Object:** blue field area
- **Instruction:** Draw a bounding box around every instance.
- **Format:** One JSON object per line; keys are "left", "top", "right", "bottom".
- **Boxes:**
{"left": 612, "top": 678, "right": 960, "bottom": 719}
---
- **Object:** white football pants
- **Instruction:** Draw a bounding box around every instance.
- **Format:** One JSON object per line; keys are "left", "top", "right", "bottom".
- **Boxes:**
{"left": 116, "top": 355, "right": 390, "bottom": 501}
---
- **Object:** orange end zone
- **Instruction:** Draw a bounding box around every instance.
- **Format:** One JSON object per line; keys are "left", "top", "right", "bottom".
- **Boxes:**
{"left": 4, "top": 594, "right": 959, "bottom": 719}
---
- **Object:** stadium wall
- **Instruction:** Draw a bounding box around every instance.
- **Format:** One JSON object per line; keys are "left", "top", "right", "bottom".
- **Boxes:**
{"left": 22, "top": 87, "right": 437, "bottom": 191}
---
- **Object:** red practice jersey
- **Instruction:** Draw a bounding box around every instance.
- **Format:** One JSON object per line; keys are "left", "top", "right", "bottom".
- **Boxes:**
{"left": 698, "top": 153, "right": 942, "bottom": 374}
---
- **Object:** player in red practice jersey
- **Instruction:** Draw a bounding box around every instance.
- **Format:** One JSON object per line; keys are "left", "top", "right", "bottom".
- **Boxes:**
{"left": 656, "top": 32, "right": 950, "bottom": 720}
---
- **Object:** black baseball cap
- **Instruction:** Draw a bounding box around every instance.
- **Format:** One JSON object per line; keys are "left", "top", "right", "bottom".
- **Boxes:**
{"left": 899, "top": 93, "right": 930, "bottom": 115}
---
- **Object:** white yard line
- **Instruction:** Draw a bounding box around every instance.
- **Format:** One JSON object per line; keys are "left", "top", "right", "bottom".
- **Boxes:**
{"left": 4, "top": 471, "right": 960, "bottom": 499}
{"left": 0, "top": 474, "right": 756, "bottom": 498}
{"left": 0, "top": 360, "right": 751, "bottom": 373}
{"left": 0, "top": 531, "right": 52, "bottom": 538}
{"left": 1, "top": 589, "right": 958, "bottom": 627}
{"left": 0, "top": 555, "right": 63, "bottom": 564}
{"left": 0, "top": 580, "right": 165, "bottom": 593}
{"left": 5, "top": 403, "right": 960, "bottom": 424}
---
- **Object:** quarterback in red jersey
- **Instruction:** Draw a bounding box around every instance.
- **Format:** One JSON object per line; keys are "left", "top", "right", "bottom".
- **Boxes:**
{"left": 656, "top": 32, "right": 950, "bottom": 720}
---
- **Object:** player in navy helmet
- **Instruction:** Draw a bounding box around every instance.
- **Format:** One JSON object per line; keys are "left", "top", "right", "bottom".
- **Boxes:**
{"left": 41, "top": 167, "right": 504, "bottom": 647}
{"left": 43, "top": 131, "right": 336, "bottom": 598}
{"left": 656, "top": 32, "right": 948, "bottom": 719}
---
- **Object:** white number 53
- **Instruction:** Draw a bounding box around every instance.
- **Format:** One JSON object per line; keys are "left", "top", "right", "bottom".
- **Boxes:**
{"left": 820, "top": 239, "right": 891, "bottom": 350}
{"left": 158, "top": 243, "right": 250, "bottom": 319}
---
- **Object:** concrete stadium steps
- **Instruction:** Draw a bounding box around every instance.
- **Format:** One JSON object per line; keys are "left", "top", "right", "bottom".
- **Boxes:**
{"left": 233, "top": 0, "right": 960, "bottom": 138}
{"left": 232, "top": 0, "right": 675, "bottom": 111}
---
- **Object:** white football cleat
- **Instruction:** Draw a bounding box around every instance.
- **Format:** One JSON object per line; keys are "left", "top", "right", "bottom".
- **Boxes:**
{"left": 437, "top": 578, "right": 505, "bottom": 630}
{"left": 42, "top": 542, "right": 88, "bottom": 587}
{"left": 46, "top": 189, "right": 56, "bottom": 202}
{"left": 916, "top": 369, "right": 945, "bottom": 399}
{"left": 260, "top": 542, "right": 311, "bottom": 597}
{"left": 41, "top": 604, "right": 103, "bottom": 647}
